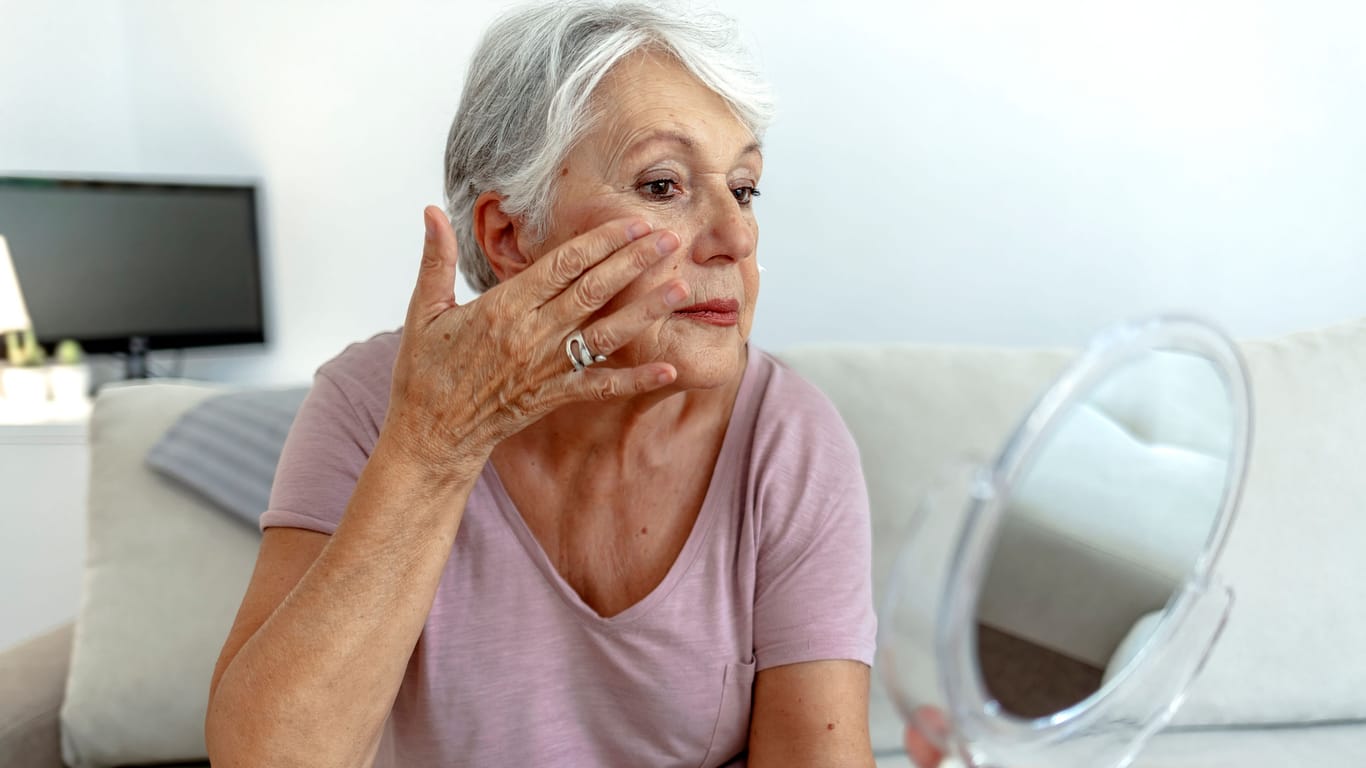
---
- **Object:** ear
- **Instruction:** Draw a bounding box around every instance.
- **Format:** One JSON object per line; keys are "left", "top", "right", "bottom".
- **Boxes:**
{"left": 473, "top": 191, "right": 534, "bottom": 282}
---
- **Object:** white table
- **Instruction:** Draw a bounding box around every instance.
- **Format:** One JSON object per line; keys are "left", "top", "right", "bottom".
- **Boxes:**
{"left": 0, "top": 404, "right": 90, "bottom": 650}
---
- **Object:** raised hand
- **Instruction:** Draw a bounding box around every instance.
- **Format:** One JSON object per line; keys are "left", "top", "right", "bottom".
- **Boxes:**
{"left": 381, "top": 205, "right": 691, "bottom": 482}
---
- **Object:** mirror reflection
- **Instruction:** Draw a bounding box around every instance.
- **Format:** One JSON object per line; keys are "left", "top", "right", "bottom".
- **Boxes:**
{"left": 974, "top": 349, "right": 1233, "bottom": 719}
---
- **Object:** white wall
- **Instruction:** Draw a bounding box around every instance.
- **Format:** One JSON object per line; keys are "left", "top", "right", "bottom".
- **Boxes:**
{"left": 0, "top": 0, "right": 137, "bottom": 171}
{"left": 2, "top": 0, "right": 1364, "bottom": 385}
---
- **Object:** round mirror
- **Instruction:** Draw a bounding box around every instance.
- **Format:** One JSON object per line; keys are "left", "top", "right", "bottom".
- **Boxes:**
{"left": 976, "top": 347, "right": 1233, "bottom": 718}
{"left": 879, "top": 316, "right": 1252, "bottom": 768}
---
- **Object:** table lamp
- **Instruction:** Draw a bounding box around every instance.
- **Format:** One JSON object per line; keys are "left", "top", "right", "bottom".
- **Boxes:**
{"left": 0, "top": 235, "right": 30, "bottom": 340}
{"left": 0, "top": 234, "right": 51, "bottom": 407}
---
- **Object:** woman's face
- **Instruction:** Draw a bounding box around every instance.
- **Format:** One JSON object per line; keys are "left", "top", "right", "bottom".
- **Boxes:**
{"left": 522, "top": 50, "right": 762, "bottom": 392}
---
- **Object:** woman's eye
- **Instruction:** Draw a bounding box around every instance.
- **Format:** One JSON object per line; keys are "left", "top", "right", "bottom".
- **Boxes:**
{"left": 732, "top": 186, "right": 761, "bottom": 206}
{"left": 640, "top": 179, "right": 679, "bottom": 200}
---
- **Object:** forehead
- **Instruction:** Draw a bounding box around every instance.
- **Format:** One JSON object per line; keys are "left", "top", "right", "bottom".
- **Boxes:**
{"left": 585, "top": 49, "right": 757, "bottom": 164}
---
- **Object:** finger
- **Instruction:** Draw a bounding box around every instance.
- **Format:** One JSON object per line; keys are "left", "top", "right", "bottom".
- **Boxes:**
{"left": 576, "top": 278, "right": 690, "bottom": 359}
{"left": 537, "top": 362, "right": 678, "bottom": 412}
{"left": 581, "top": 363, "right": 678, "bottom": 402}
{"left": 406, "top": 206, "right": 460, "bottom": 326}
{"left": 521, "top": 217, "right": 654, "bottom": 305}
{"left": 904, "top": 727, "right": 943, "bottom": 768}
{"left": 544, "top": 228, "right": 682, "bottom": 326}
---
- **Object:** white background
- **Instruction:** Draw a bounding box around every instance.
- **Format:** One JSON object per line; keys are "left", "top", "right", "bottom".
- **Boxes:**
{"left": 2, "top": 0, "right": 1364, "bottom": 386}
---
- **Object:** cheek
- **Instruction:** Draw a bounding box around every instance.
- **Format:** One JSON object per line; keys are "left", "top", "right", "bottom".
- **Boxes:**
{"left": 740, "top": 266, "right": 761, "bottom": 335}
{"left": 540, "top": 203, "right": 615, "bottom": 250}
{"left": 598, "top": 253, "right": 682, "bottom": 321}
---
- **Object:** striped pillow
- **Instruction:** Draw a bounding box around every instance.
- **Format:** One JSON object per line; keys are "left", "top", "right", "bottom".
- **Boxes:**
{"left": 145, "top": 387, "right": 308, "bottom": 531}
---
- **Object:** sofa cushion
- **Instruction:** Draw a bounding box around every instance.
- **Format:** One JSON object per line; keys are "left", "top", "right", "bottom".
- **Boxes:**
{"left": 60, "top": 381, "right": 259, "bottom": 768}
{"left": 1167, "top": 318, "right": 1366, "bottom": 726}
{"left": 781, "top": 316, "right": 1366, "bottom": 750}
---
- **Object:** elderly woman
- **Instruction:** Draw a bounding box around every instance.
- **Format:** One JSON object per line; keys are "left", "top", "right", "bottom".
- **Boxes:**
{"left": 205, "top": 2, "right": 875, "bottom": 766}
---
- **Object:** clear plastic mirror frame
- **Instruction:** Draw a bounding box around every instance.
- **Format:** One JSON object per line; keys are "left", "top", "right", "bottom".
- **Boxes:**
{"left": 878, "top": 315, "right": 1253, "bottom": 768}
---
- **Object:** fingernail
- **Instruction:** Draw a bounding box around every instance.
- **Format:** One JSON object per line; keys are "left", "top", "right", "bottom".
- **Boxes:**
{"left": 627, "top": 221, "right": 651, "bottom": 240}
{"left": 656, "top": 370, "right": 673, "bottom": 385}
{"left": 665, "top": 283, "right": 689, "bottom": 306}
{"left": 655, "top": 232, "right": 680, "bottom": 256}
{"left": 424, "top": 212, "right": 436, "bottom": 242}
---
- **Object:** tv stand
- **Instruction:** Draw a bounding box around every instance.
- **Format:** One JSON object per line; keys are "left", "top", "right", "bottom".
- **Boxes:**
{"left": 124, "top": 336, "right": 150, "bottom": 380}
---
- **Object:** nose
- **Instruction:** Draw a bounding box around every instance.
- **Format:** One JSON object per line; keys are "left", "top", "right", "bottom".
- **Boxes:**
{"left": 689, "top": 186, "right": 756, "bottom": 265}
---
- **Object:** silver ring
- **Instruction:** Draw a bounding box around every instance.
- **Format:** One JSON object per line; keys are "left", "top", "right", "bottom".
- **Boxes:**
{"left": 565, "top": 330, "right": 607, "bottom": 372}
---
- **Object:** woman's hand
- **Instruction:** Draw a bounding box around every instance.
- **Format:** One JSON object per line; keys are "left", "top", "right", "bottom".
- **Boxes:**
{"left": 381, "top": 206, "right": 690, "bottom": 484}
{"left": 906, "top": 725, "right": 945, "bottom": 767}
{"left": 905, "top": 707, "right": 950, "bottom": 767}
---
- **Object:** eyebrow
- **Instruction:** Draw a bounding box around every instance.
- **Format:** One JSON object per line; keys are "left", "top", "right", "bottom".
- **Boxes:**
{"left": 622, "top": 129, "right": 762, "bottom": 161}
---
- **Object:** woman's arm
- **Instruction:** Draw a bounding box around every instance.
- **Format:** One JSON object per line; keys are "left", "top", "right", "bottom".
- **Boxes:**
{"left": 205, "top": 207, "right": 687, "bottom": 767}
{"left": 748, "top": 660, "right": 875, "bottom": 768}
{"left": 205, "top": 443, "right": 477, "bottom": 767}
{"left": 743, "top": 367, "right": 879, "bottom": 766}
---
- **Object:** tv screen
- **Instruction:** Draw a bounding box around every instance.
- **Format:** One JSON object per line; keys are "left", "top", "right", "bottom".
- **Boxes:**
{"left": 0, "top": 176, "right": 265, "bottom": 355}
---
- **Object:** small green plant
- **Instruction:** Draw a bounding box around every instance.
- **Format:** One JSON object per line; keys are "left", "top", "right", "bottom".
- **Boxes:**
{"left": 4, "top": 329, "right": 46, "bottom": 367}
{"left": 54, "top": 339, "right": 85, "bottom": 365}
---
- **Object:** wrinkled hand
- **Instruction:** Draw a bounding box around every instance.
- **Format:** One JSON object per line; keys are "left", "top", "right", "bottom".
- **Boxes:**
{"left": 382, "top": 205, "right": 690, "bottom": 480}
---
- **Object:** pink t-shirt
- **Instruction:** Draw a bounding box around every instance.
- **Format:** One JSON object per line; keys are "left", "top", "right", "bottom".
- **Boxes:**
{"left": 261, "top": 330, "right": 876, "bottom": 767}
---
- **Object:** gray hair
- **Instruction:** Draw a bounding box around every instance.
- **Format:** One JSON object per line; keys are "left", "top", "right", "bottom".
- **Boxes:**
{"left": 444, "top": 0, "right": 775, "bottom": 293}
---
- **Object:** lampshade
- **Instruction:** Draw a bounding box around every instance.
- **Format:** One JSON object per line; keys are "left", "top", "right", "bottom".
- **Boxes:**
{"left": 0, "top": 235, "right": 32, "bottom": 335}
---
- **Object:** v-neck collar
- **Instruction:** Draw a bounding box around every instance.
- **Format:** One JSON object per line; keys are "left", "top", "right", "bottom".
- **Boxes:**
{"left": 483, "top": 346, "right": 761, "bottom": 629}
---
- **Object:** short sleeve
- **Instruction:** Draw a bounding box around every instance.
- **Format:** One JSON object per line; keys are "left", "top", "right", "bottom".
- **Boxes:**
{"left": 750, "top": 378, "right": 878, "bottom": 672}
{"left": 259, "top": 369, "right": 379, "bottom": 535}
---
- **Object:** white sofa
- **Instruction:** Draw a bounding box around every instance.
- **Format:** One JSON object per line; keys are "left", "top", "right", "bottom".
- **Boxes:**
{"left": 3, "top": 317, "right": 1365, "bottom": 767}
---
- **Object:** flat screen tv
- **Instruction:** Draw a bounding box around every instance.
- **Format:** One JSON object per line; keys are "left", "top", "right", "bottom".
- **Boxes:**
{"left": 0, "top": 175, "right": 265, "bottom": 377}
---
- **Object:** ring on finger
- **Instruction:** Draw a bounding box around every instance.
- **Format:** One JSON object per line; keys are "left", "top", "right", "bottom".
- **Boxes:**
{"left": 564, "top": 330, "right": 607, "bottom": 372}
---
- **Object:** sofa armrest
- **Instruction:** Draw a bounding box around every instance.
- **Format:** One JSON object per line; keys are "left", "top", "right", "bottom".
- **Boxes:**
{"left": 0, "top": 623, "right": 72, "bottom": 768}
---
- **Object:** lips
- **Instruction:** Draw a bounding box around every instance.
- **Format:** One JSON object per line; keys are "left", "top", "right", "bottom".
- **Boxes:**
{"left": 674, "top": 298, "right": 740, "bottom": 327}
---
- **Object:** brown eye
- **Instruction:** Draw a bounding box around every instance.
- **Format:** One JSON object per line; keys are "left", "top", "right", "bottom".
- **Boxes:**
{"left": 640, "top": 179, "right": 678, "bottom": 200}
{"left": 732, "top": 186, "right": 760, "bottom": 206}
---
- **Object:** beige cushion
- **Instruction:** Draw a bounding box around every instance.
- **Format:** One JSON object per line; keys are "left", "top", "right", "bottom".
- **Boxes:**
{"left": 782, "top": 316, "right": 1366, "bottom": 751}
{"left": 1171, "top": 318, "right": 1366, "bottom": 726}
{"left": 60, "top": 381, "right": 258, "bottom": 768}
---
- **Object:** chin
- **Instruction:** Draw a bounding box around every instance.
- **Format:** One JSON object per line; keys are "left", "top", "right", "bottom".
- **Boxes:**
{"left": 665, "top": 337, "right": 748, "bottom": 391}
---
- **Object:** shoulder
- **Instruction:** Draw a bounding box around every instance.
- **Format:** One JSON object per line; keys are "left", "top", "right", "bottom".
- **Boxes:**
{"left": 262, "top": 329, "right": 403, "bottom": 532}
{"left": 310, "top": 328, "right": 403, "bottom": 429}
{"left": 742, "top": 349, "right": 876, "bottom": 671}
{"left": 737, "top": 347, "right": 867, "bottom": 527}
{"left": 316, "top": 327, "right": 402, "bottom": 393}
{"left": 743, "top": 347, "right": 863, "bottom": 479}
